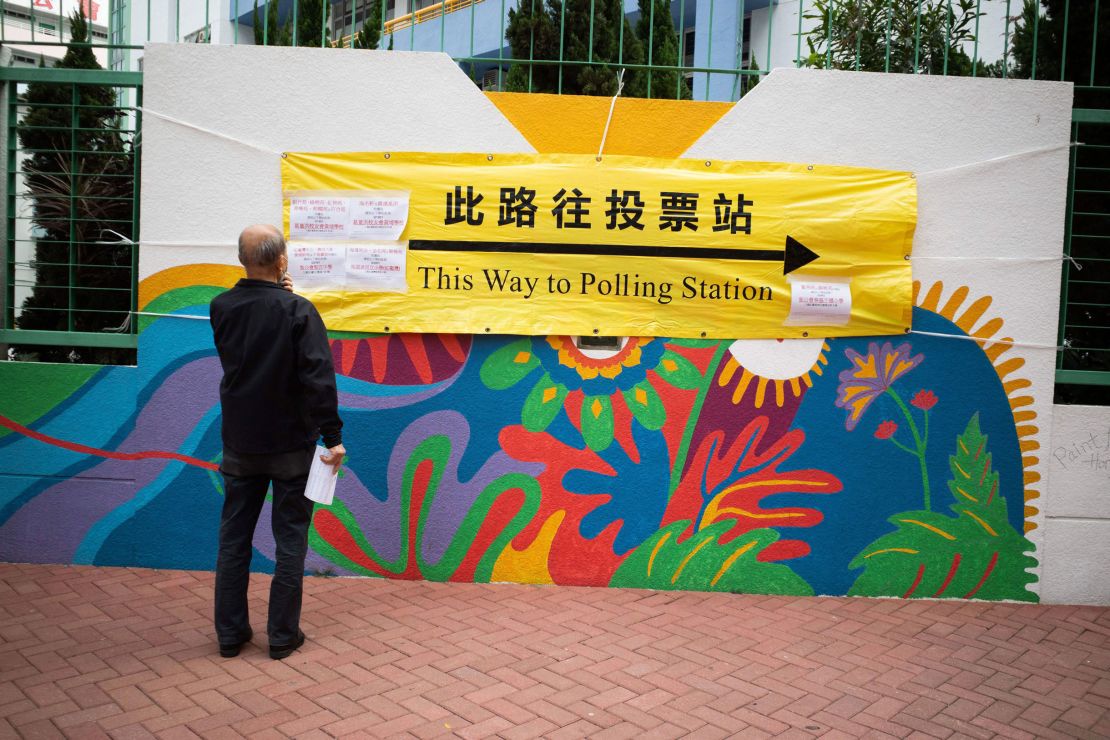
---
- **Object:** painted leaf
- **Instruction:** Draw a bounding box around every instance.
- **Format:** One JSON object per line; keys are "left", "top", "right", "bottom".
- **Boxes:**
{"left": 652, "top": 349, "right": 703, "bottom": 389}
{"left": 848, "top": 414, "right": 1037, "bottom": 601}
{"left": 580, "top": 394, "right": 615, "bottom": 451}
{"left": 610, "top": 520, "right": 813, "bottom": 595}
{"left": 622, "top": 379, "right": 665, "bottom": 430}
{"left": 480, "top": 338, "right": 539, "bottom": 390}
{"left": 521, "top": 373, "right": 568, "bottom": 432}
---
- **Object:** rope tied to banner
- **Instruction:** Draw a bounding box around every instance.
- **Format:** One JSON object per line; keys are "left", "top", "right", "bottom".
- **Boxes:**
{"left": 597, "top": 69, "right": 626, "bottom": 162}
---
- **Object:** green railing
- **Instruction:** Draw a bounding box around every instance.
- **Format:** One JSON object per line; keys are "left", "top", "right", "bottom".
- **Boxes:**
{"left": 0, "top": 1, "right": 1105, "bottom": 397}
{"left": 1, "top": 66, "right": 141, "bottom": 365}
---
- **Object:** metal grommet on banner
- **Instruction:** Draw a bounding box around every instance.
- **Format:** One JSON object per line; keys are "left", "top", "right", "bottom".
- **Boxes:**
{"left": 904, "top": 254, "right": 911, "bottom": 260}
{"left": 704, "top": 161, "right": 711, "bottom": 167}
{"left": 383, "top": 326, "right": 390, "bottom": 332}
{"left": 485, "top": 327, "right": 491, "bottom": 332}
{"left": 487, "top": 154, "right": 494, "bottom": 161}
{"left": 383, "top": 153, "right": 391, "bottom": 160}
{"left": 593, "top": 328, "right": 600, "bottom": 334}
{"left": 905, "top": 327, "right": 911, "bottom": 333}
{"left": 806, "top": 165, "right": 814, "bottom": 171}
{"left": 802, "top": 331, "right": 809, "bottom": 337}
{"left": 281, "top": 152, "right": 288, "bottom": 159}
{"left": 910, "top": 173, "right": 916, "bottom": 179}
{"left": 700, "top": 331, "right": 707, "bottom": 338}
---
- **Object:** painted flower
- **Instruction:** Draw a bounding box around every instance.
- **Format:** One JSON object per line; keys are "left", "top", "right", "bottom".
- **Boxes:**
{"left": 481, "top": 335, "right": 702, "bottom": 451}
{"left": 874, "top": 421, "right": 898, "bottom": 439}
{"left": 911, "top": 389, "right": 938, "bottom": 411}
{"left": 835, "top": 341, "right": 923, "bottom": 430}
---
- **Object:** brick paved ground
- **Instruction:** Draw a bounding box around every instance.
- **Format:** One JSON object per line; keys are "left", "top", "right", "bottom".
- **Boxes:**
{"left": 1, "top": 564, "right": 1108, "bottom": 739}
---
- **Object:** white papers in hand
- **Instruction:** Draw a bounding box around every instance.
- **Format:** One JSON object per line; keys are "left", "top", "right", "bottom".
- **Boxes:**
{"left": 304, "top": 446, "right": 338, "bottom": 505}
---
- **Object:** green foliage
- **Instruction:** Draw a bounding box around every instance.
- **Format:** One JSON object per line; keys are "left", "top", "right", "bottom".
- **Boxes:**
{"left": 1008, "top": 1, "right": 1109, "bottom": 98}
{"left": 636, "top": 0, "right": 690, "bottom": 98}
{"left": 253, "top": 0, "right": 331, "bottom": 47}
{"left": 610, "top": 520, "right": 814, "bottom": 595}
{"left": 848, "top": 414, "right": 1038, "bottom": 601}
{"left": 14, "top": 8, "right": 135, "bottom": 364}
{"left": 802, "top": 0, "right": 986, "bottom": 75}
{"left": 503, "top": 0, "right": 686, "bottom": 98}
{"left": 352, "top": 0, "right": 384, "bottom": 49}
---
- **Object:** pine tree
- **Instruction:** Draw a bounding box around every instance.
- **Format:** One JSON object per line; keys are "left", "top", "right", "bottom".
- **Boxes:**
{"left": 253, "top": 0, "right": 330, "bottom": 47}
{"left": 352, "top": 0, "right": 384, "bottom": 49}
{"left": 636, "top": 0, "right": 689, "bottom": 98}
{"left": 15, "top": 8, "right": 134, "bottom": 364}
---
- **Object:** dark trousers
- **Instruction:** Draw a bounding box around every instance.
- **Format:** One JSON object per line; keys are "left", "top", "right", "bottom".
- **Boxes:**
{"left": 214, "top": 464, "right": 315, "bottom": 647}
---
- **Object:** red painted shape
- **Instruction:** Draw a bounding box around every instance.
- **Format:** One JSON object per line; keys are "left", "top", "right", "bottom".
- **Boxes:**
{"left": 313, "top": 509, "right": 388, "bottom": 575}
{"left": 963, "top": 551, "right": 999, "bottom": 598}
{"left": 366, "top": 337, "right": 390, "bottom": 383}
{"left": 450, "top": 486, "right": 525, "bottom": 582}
{"left": 932, "top": 552, "right": 962, "bottom": 597}
{"left": 399, "top": 334, "right": 434, "bottom": 384}
{"left": 0, "top": 413, "right": 218, "bottom": 471}
{"left": 902, "top": 563, "right": 927, "bottom": 598}
{"left": 439, "top": 333, "right": 468, "bottom": 363}
{"left": 756, "top": 539, "right": 810, "bottom": 562}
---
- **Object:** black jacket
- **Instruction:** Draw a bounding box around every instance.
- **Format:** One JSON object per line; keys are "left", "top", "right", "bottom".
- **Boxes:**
{"left": 210, "top": 278, "right": 343, "bottom": 454}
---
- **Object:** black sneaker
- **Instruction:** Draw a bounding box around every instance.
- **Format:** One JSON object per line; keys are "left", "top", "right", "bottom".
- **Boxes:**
{"left": 218, "top": 628, "right": 252, "bottom": 658}
{"left": 269, "top": 630, "right": 306, "bottom": 660}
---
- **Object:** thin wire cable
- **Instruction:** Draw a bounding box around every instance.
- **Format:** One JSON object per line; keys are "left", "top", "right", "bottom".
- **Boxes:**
{"left": 909, "top": 329, "right": 1062, "bottom": 351}
{"left": 138, "top": 107, "right": 281, "bottom": 155}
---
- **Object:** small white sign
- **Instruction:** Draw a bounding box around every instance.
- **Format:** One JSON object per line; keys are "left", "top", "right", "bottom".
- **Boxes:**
{"left": 346, "top": 242, "right": 408, "bottom": 293}
{"left": 289, "top": 196, "right": 351, "bottom": 239}
{"left": 348, "top": 192, "right": 409, "bottom": 240}
{"left": 288, "top": 242, "right": 345, "bottom": 286}
{"left": 786, "top": 276, "right": 852, "bottom": 325}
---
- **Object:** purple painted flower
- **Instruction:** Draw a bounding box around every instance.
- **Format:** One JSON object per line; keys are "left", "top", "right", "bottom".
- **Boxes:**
{"left": 835, "top": 342, "right": 923, "bottom": 431}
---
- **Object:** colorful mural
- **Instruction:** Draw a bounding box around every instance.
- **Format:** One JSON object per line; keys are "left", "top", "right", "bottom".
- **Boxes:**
{"left": 0, "top": 269, "right": 1040, "bottom": 601}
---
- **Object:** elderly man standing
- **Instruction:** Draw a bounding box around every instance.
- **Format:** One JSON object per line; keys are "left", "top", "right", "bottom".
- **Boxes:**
{"left": 209, "top": 224, "right": 346, "bottom": 660}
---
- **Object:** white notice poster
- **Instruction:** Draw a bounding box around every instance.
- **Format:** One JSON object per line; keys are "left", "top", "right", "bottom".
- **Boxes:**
{"left": 786, "top": 276, "right": 852, "bottom": 326}
{"left": 346, "top": 242, "right": 408, "bottom": 293}
{"left": 304, "top": 446, "right": 338, "bottom": 505}
{"left": 289, "top": 196, "right": 350, "bottom": 239}
{"left": 288, "top": 243, "right": 345, "bottom": 286}
{"left": 348, "top": 192, "right": 410, "bottom": 240}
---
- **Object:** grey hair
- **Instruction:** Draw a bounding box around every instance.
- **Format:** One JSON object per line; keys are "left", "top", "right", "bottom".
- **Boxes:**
{"left": 238, "top": 229, "right": 286, "bottom": 268}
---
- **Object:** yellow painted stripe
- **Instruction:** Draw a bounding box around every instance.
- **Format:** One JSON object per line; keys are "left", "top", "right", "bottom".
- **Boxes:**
{"left": 722, "top": 479, "right": 831, "bottom": 494}
{"left": 961, "top": 509, "right": 998, "bottom": 537}
{"left": 898, "top": 519, "right": 956, "bottom": 540}
{"left": 953, "top": 460, "right": 970, "bottom": 479}
{"left": 671, "top": 536, "right": 714, "bottom": 585}
{"left": 647, "top": 531, "right": 671, "bottom": 578}
{"left": 953, "top": 486, "right": 978, "bottom": 503}
{"left": 715, "top": 507, "right": 806, "bottom": 520}
{"left": 864, "top": 547, "right": 920, "bottom": 558}
{"left": 710, "top": 541, "right": 759, "bottom": 587}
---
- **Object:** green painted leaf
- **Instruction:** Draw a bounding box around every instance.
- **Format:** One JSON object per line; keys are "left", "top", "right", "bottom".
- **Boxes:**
{"left": 622, "top": 379, "right": 665, "bottom": 430}
{"left": 480, "top": 338, "right": 540, "bottom": 390}
{"left": 610, "top": 520, "right": 813, "bottom": 595}
{"left": 521, "top": 373, "right": 567, "bottom": 432}
{"left": 668, "top": 338, "right": 723, "bottom": 348}
{"left": 848, "top": 414, "right": 1038, "bottom": 601}
{"left": 653, "top": 349, "right": 703, "bottom": 389}
{"left": 580, "top": 394, "right": 615, "bottom": 451}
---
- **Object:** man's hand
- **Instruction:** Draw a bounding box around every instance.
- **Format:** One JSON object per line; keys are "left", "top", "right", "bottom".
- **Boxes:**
{"left": 320, "top": 444, "right": 346, "bottom": 472}
{"left": 281, "top": 273, "right": 295, "bottom": 292}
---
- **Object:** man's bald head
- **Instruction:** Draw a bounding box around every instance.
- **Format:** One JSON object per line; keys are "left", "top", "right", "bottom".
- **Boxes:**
{"left": 238, "top": 224, "right": 285, "bottom": 272}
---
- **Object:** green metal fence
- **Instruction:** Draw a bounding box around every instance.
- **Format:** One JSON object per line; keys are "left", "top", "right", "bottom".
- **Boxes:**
{"left": 0, "top": 0, "right": 1106, "bottom": 394}
{"left": 1, "top": 66, "right": 141, "bottom": 365}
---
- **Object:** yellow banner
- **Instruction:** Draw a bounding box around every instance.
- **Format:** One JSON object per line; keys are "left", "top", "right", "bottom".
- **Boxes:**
{"left": 280, "top": 152, "right": 916, "bottom": 339}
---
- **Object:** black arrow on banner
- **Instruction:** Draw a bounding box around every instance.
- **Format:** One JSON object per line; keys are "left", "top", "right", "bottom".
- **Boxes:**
{"left": 409, "top": 235, "right": 820, "bottom": 275}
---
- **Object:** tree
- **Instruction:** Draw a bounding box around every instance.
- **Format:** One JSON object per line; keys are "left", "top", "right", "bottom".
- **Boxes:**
{"left": 14, "top": 9, "right": 135, "bottom": 364}
{"left": 802, "top": 0, "right": 988, "bottom": 76}
{"left": 351, "top": 0, "right": 384, "bottom": 49}
{"left": 1008, "top": 0, "right": 1109, "bottom": 96}
{"left": 253, "top": 0, "right": 331, "bottom": 47}
{"left": 636, "top": 0, "right": 690, "bottom": 99}
{"left": 502, "top": 0, "right": 671, "bottom": 98}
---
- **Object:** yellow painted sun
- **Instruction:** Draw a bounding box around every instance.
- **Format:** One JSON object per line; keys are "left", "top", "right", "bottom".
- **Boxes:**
{"left": 720, "top": 338, "right": 830, "bottom": 408}
{"left": 914, "top": 281, "right": 1041, "bottom": 533}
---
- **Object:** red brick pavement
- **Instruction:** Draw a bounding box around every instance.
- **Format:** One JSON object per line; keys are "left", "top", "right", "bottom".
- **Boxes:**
{"left": 1, "top": 563, "right": 1108, "bottom": 739}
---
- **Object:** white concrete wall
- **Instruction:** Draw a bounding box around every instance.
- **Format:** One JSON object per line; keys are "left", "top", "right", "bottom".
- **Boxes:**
{"left": 1042, "top": 404, "right": 1110, "bottom": 605}
{"left": 142, "top": 44, "right": 1088, "bottom": 600}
